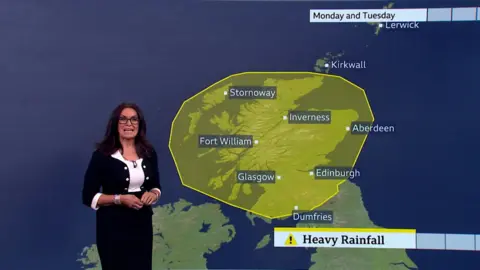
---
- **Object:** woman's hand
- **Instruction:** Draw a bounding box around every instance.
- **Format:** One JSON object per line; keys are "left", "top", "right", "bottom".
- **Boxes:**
{"left": 141, "top": 192, "right": 157, "bottom": 205}
{"left": 120, "top": 195, "right": 144, "bottom": 210}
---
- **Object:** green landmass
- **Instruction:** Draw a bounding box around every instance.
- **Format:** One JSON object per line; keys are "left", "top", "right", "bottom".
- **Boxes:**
{"left": 298, "top": 181, "right": 417, "bottom": 270}
{"left": 78, "top": 245, "right": 99, "bottom": 269}
{"left": 313, "top": 52, "right": 344, "bottom": 73}
{"left": 368, "top": 2, "right": 395, "bottom": 35}
{"left": 77, "top": 199, "right": 236, "bottom": 269}
{"left": 246, "top": 211, "right": 272, "bottom": 226}
{"left": 255, "top": 234, "right": 272, "bottom": 250}
{"left": 170, "top": 72, "right": 373, "bottom": 219}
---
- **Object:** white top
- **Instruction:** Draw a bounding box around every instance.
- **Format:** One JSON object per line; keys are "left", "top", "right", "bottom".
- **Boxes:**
{"left": 90, "top": 150, "right": 161, "bottom": 210}
{"left": 112, "top": 150, "right": 145, "bottom": 192}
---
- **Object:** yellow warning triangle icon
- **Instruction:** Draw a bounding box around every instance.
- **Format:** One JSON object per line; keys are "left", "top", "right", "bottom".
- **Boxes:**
{"left": 284, "top": 233, "right": 297, "bottom": 246}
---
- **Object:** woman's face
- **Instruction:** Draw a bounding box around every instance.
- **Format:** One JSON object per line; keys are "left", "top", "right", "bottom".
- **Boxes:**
{"left": 118, "top": 108, "right": 139, "bottom": 140}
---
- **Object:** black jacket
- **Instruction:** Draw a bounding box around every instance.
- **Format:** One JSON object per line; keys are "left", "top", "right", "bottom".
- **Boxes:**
{"left": 82, "top": 149, "right": 162, "bottom": 208}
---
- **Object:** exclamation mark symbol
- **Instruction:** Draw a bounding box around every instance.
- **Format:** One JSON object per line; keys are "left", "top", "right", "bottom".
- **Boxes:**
{"left": 285, "top": 233, "right": 296, "bottom": 246}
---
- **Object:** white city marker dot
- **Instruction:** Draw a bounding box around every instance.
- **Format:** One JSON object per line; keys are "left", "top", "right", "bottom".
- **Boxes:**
{"left": 254, "top": 140, "right": 259, "bottom": 144}
{"left": 346, "top": 126, "right": 350, "bottom": 131}
{"left": 223, "top": 91, "right": 228, "bottom": 95}
{"left": 379, "top": 23, "right": 384, "bottom": 28}
{"left": 294, "top": 205, "right": 299, "bottom": 210}
{"left": 283, "top": 115, "right": 287, "bottom": 120}
{"left": 309, "top": 171, "right": 314, "bottom": 176}
{"left": 277, "top": 176, "right": 282, "bottom": 180}
{"left": 324, "top": 63, "right": 329, "bottom": 68}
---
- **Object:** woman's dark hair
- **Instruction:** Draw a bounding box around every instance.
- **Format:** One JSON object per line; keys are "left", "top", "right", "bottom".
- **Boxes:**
{"left": 96, "top": 102, "right": 154, "bottom": 158}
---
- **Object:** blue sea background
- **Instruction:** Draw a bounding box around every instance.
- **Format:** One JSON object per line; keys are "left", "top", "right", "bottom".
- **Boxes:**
{"left": 1, "top": 0, "right": 480, "bottom": 269}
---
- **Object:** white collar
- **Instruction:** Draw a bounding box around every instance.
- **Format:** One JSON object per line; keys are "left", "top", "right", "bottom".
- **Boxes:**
{"left": 111, "top": 150, "right": 123, "bottom": 160}
{"left": 111, "top": 150, "right": 143, "bottom": 162}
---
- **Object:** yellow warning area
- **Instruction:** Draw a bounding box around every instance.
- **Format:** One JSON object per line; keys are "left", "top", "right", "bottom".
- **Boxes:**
{"left": 285, "top": 233, "right": 298, "bottom": 246}
{"left": 168, "top": 72, "right": 374, "bottom": 219}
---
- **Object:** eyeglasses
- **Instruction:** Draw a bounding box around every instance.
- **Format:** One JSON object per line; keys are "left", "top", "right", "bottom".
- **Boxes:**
{"left": 119, "top": 116, "right": 139, "bottom": 125}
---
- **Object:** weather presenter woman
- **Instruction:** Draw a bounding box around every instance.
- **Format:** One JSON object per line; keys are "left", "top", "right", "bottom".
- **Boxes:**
{"left": 82, "top": 103, "right": 162, "bottom": 270}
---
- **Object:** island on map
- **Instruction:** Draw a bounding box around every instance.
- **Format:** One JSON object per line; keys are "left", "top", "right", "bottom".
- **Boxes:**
{"left": 169, "top": 72, "right": 374, "bottom": 219}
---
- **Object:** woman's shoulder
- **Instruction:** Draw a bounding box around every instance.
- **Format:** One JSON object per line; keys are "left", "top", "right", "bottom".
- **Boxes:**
{"left": 90, "top": 149, "right": 113, "bottom": 162}
{"left": 138, "top": 146, "right": 156, "bottom": 162}
{"left": 146, "top": 147, "right": 158, "bottom": 159}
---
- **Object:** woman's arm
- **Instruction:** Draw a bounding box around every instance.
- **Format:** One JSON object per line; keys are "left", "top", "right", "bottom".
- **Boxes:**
{"left": 82, "top": 151, "right": 102, "bottom": 209}
{"left": 149, "top": 149, "right": 162, "bottom": 202}
{"left": 96, "top": 195, "right": 115, "bottom": 207}
{"left": 82, "top": 151, "right": 115, "bottom": 209}
{"left": 94, "top": 194, "right": 139, "bottom": 208}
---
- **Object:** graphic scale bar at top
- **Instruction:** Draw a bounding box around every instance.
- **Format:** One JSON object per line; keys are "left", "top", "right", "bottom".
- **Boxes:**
{"left": 309, "top": 9, "right": 427, "bottom": 23}
{"left": 452, "top": 7, "right": 477, "bottom": 21}
{"left": 427, "top": 8, "right": 452, "bottom": 22}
